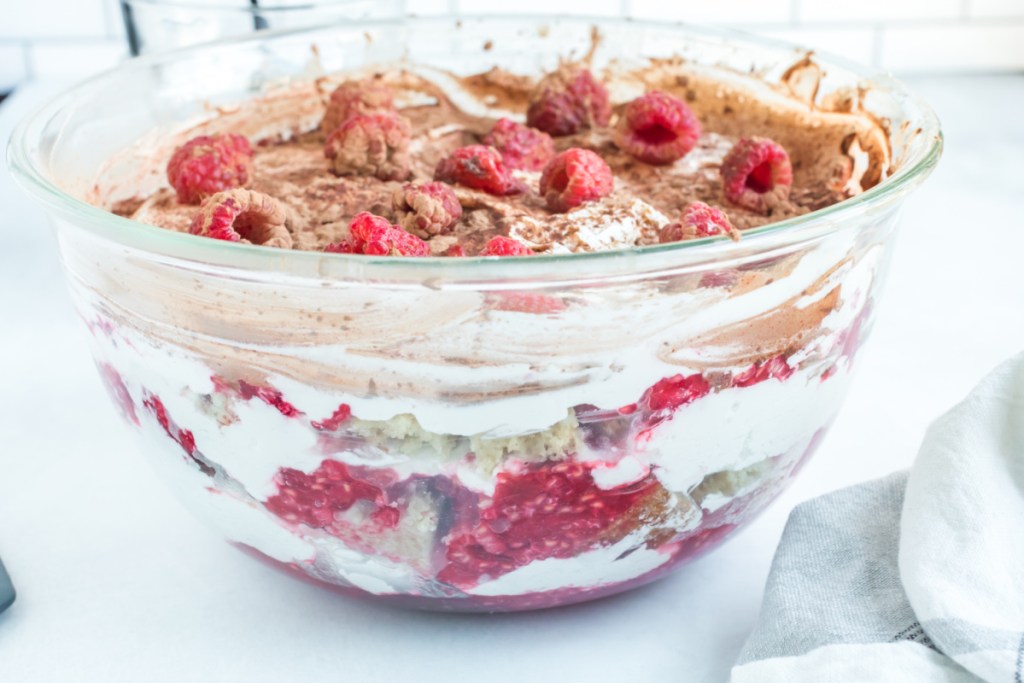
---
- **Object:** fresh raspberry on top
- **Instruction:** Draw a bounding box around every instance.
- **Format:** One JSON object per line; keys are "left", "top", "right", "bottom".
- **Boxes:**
{"left": 392, "top": 182, "right": 463, "bottom": 238}
{"left": 434, "top": 145, "right": 525, "bottom": 196}
{"left": 659, "top": 201, "right": 736, "bottom": 243}
{"left": 166, "top": 133, "right": 253, "bottom": 205}
{"left": 539, "top": 148, "right": 614, "bottom": 213}
{"left": 481, "top": 118, "right": 556, "bottom": 171}
{"left": 481, "top": 235, "right": 533, "bottom": 257}
{"left": 439, "top": 460, "right": 662, "bottom": 588}
{"left": 189, "top": 189, "right": 293, "bottom": 249}
{"left": 720, "top": 137, "right": 793, "bottom": 214}
{"left": 341, "top": 211, "right": 429, "bottom": 257}
{"left": 324, "top": 111, "right": 412, "bottom": 181}
{"left": 615, "top": 90, "right": 701, "bottom": 165}
{"left": 321, "top": 79, "right": 395, "bottom": 136}
{"left": 526, "top": 66, "right": 611, "bottom": 137}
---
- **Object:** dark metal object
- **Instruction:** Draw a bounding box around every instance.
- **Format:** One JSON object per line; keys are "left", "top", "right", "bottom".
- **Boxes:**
{"left": 249, "top": 0, "right": 269, "bottom": 31}
{"left": 120, "top": 0, "right": 142, "bottom": 57}
{"left": 0, "top": 557, "right": 14, "bottom": 615}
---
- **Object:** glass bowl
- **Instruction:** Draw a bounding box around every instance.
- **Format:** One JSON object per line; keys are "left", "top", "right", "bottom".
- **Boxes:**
{"left": 8, "top": 16, "right": 941, "bottom": 612}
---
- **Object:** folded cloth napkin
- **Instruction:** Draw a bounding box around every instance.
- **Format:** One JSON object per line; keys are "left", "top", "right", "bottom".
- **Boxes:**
{"left": 732, "top": 353, "right": 1024, "bottom": 682}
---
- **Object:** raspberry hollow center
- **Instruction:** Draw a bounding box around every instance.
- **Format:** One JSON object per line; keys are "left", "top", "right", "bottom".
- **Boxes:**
{"left": 635, "top": 123, "right": 677, "bottom": 145}
{"left": 746, "top": 161, "right": 776, "bottom": 193}
{"left": 547, "top": 168, "right": 570, "bottom": 193}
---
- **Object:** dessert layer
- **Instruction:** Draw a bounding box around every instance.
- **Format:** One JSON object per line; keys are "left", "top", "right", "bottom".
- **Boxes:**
{"left": 97, "top": 59, "right": 890, "bottom": 256}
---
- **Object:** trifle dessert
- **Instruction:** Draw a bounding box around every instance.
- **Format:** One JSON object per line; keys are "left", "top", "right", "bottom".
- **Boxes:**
{"left": 12, "top": 18, "right": 940, "bottom": 611}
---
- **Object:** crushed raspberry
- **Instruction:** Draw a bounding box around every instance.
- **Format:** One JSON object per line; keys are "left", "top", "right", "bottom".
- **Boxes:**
{"left": 660, "top": 201, "right": 736, "bottom": 243}
{"left": 344, "top": 212, "right": 429, "bottom": 257}
{"left": 489, "top": 292, "right": 566, "bottom": 313}
{"left": 141, "top": 392, "right": 214, "bottom": 476}
{"left": 439, "top": 460, "right": 662, "bottom": 587}
{"left": 539, "top": 148, "right": 614, "bottom": 213}
{"left": 97, "top": 363, "right": 138, "bottom": 425}
{"left": 721, "top": 137, "right": 793, "bottom": 213}
{"left": 392, "top": 182, "right": 463, "bottom": 238}
{"left": 266, "top": 459, "right": 399, "bottom": 532}
{"left": 166, "top": 133, "right": 253, "bottom": 205}
{"left": 615, "top": 90, "right": 701, "bottom": 165}
{"left": 481, "top": 235, "right": 532, "bottom": 257}
{"left": 434, "top": 145, "right": 524, "bottom": 196}
{"left": 645, "top": 373, "right": 712, "bottom": 413}
{"left": 311, "top": 403, "right": 352, "bottom": 431}
{"left": 526, "top": 67, "right": 611, "bottom": 137}
{"left": 237, "top": 379, "right": 302, "bottom": 417}
{"left": 321, "top": 80, "right": 395, "bottom": 136}
{"left": 445, "top": 244, "right": 466, "bottom": 257}
{"left": 324, "top": 112, "right": 412, "bottom": 181}
{"left": 323, "top": 242, "right": 354, "bottom": 254}
{"left": 189, "top": 189, "right": 292, "bottom": 249}
{"left": 481, "top": 118, "right": 556, "bottom": 171}
{"left": 733, "top": 355, "right": 794, "bottom": 387}
{"left": 634, "top": 372, "right": 712, "bottom": 439}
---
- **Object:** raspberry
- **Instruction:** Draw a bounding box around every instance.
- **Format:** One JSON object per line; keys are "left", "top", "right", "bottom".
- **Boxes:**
{"left": 237, "top": 379, "right": 301, "bottom": 417}
{"left": 141, "top": 392, "right": 214, "bottom": 476}
{"left": 720, "top": 137, "right": 793, "bottom": 213}
{"left": 539, "top": 148, "right": 614, "bottom": 213}
{"left": 166, "top": 133, "right": 253, "bottom": 205}
{"left": 659, "top": 201, "right": 736, "bottom": 243}
{"left": 645, "top": 373, "right": 712, "bottom": 413}
{"left": 434, "top": 145, "right": 524, "bottom": 196}
{"left": 489, "top": 292, "right": 566, "bottom": 313}
{"left": 324, "top": 112, "right": 411, "bottom": 181}
{"left": 615, "top": 90, "right": 701, "bottom": 165}
{"left": 321, "top": 80, "right": 394, "bottom": 136}
{"left": 346, "top": 212, "right": 429, "bottom": 257}
{"left": 481, "top": 118, "right": 556, "bottom": 171}
{"left": 267, "top": 459, "right": 399, "bottom": 532}
{"left": 392, "top": 182, "right": 463, "bottom": 238}
{"left": 481, "top": 235, "right": 532, "bottom": 257}
{"left": 189, "top": 189, "right": 293, "bottom": 248}
{"left": 526, "top": 67, "right": 611, "bottom": 137}
{"left": 97, "top": 363, "right": 138, "bottom": 425}
{"left": 445, "top": 244, "right": 466, "bottom": 257}
{"left": 733, "top": 355, "right": 793, "bottom": 387}
{"left": 438, "top": 460, "right": 662, "bottom": 588}
{"left": 635, "top": 372, "right": 712, "bottom": 438}
{"left": 311, "top": 403, "right": 352, "bottom": 431}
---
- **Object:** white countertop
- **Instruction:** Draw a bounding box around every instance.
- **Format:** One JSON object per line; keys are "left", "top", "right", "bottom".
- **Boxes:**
{"left": 1, "top": 75, "right": 1022, "bottom": 683}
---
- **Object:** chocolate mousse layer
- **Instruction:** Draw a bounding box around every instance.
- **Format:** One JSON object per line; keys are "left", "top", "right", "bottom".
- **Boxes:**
{"left": 103, "top": 59, "right": 889, "bottom": 256}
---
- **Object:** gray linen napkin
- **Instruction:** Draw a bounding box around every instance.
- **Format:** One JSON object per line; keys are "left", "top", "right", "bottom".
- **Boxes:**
{"left": 732, "top": 352, "right": 1024, "bottom": 682}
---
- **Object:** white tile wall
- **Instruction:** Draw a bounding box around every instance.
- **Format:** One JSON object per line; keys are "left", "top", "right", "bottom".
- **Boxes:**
{"left": 0, "top": 45, "right": 29, "bottom": 90}
{"left": 1, "top": 0, "right": 1022, "bottom": 88}
{"left": 628, "top": 0, "right": 791, "bottom": 24}
{"left": 798, "top": 0, "right": 962, "bottom": 23}
{"left": 880, "top": 23, "right": 1024, "bottom": 71}
{"left": 967, "top": 0, "right": 1024, "bottom": 18}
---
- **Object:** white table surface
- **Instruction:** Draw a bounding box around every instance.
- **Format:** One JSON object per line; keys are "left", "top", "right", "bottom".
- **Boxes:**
{"left": 1, "top": 75, "right": 1022, "bottom": 683}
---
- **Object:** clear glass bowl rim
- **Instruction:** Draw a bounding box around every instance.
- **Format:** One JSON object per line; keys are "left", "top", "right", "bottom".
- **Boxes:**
{"left": 7, "top": 14, "right": 943, "bottom": 286}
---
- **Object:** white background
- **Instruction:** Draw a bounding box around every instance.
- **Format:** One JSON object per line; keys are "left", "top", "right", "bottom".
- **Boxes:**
{"left": 1, "top": 0, "right": 1024, "bottom": 88}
